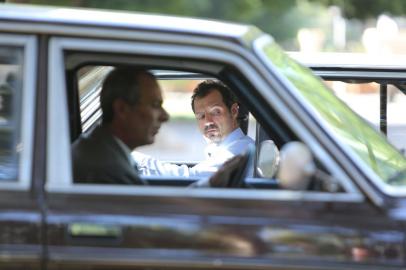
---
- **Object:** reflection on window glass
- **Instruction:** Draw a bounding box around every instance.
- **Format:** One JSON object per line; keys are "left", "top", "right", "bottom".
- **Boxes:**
{"left": 325, "top": 81, "right": 406, "bottom": 155}
{"left": 0, "top": 46, "right": 22, "bottom": 181}
{"left": 256, "top": 38, "right": 406, "bottom": 188}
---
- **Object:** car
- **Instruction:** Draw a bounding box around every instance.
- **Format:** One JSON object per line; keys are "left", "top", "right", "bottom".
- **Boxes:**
{"left": 0, "top": 4, "right": 406, "bottom": 270}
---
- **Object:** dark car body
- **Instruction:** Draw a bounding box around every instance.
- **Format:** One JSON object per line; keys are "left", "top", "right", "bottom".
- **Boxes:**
{"left": 0, "top": 4, "right": 406, "bottom": 270}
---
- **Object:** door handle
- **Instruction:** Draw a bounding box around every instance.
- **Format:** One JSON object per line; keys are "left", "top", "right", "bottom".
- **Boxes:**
{"left": 68, "top": 223, "right": 122, "bottom": 239}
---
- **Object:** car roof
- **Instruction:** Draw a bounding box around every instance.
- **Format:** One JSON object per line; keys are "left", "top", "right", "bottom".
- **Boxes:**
{"left": 289, "top": 52, "right": 406, "bottom": 70}
{"left": 0, "top": 3, "right": 260, "bottom": 42}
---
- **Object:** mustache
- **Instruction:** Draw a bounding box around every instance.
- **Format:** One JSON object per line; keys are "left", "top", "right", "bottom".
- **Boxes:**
{"left": 204, "top": 123, "right": 218, "bottom": 132}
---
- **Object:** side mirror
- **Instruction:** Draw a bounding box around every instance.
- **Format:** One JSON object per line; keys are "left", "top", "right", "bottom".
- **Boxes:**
{"left": 277, "top": 142, "right": 316, "bottom": 190}
{"left": 256, "top": 140, "right": 280, "bottom": 178}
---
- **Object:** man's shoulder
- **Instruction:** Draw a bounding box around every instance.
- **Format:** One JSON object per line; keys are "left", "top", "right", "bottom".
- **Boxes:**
{"left": 73, "top": 125, "right": 111, "bottom": 148}
{"left": 71, "top": 125, "right": 143, "bottom": 185}
{"left": 72, "top": 125, "right": 119, "bottom": 163}
{"left": 229, "top": 134, "right": 254, "bottom": 149}
{"left": 219, "top": 132, "right": 254, "bottom": 156}
{"left": 228, "top": 128, "right": 255, "bottom": 145}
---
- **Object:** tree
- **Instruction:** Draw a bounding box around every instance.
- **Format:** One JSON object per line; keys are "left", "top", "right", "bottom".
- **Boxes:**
{"left": 310, "top": 0, "right": 406, "bottom": 19}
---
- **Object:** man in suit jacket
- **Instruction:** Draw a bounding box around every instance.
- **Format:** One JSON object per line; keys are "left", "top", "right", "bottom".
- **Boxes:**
{"left": 72, "top": 67, "right": 169, "bottom": 184}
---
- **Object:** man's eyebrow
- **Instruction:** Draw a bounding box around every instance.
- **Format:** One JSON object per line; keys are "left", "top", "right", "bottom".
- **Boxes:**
{"left": 200, "top": 102, "right": 222, "bottom": 107}
{"left": 208, "top": 104, "right": 224, "bottom": 109}
{"left": 195, "top": 102, "right": 224, "bottom": 111}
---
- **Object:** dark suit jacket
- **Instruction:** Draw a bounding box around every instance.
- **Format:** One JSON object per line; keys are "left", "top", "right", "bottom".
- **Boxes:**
{"left": 72, "top": 125, "right": 144, "bottom": 185}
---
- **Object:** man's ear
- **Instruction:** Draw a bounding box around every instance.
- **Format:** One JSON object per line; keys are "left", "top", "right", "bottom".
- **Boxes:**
{"left": 112, "top": 98, "right": 130, "bottom": 120}
{"left": 231, "top": 103, "right": 239, "bottom": 118}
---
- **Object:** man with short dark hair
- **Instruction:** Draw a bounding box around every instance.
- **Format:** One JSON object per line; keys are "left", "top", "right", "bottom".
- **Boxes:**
{"left": 134, "top": 80, "right": 255, "bottom": 177}
{"left": 72, "top": 67, "right": 169, "bottom": 184}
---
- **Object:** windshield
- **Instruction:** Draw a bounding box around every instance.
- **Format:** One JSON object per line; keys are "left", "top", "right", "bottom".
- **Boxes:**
{"left": 254, "top": 35, "right": 406, "bottom": 193}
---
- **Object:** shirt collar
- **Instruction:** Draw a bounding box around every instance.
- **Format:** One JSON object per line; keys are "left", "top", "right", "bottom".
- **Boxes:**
{"left": 113, "top": 136, "right": 136, "bottom": 166}
{"left": 205, "top": 127, "right": 245, "bottom": 157}
{"left": 219, "top": 127, "right": 245, "bottom": 146}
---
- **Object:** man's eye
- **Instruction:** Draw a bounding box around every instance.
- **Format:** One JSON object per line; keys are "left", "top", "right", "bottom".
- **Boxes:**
{"left": 196, "top": 113, "right": 204, "bottom": 120}
{"left": 212, "top": 109, "right": 221, "bottom": 116}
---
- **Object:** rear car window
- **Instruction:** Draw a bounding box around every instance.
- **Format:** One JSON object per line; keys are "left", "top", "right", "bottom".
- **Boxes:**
{"left": 0, "top": 46, "right": 22, "bottom": 181}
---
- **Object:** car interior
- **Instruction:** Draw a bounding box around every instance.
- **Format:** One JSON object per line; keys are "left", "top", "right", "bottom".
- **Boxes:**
{"left": 64, "top": 52, "right": 348, "bottom": 193}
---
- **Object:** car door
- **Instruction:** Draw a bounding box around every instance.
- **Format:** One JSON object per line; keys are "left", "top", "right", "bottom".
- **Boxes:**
{"left": 45, "top": 34, "right": 405, "bottom": 270}
{"left": 0, "top": 34, "right": 42, "bottom": 269}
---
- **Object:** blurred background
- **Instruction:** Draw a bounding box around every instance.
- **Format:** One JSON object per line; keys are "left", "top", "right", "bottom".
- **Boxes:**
{"left": 6, "top": 0, "right": 406, "bottom": 53}
{"left": 4, "top": 0, "right": 406, "bottom": 159}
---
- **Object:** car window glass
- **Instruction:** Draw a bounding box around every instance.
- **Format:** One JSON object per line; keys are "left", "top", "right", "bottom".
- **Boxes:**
{"left": 73, "top": 64, "right": 343, "bottom": 193}
{"left": 0, "top": 46, "right": 23, "bottom": 181}
{"left": 256, "top": 38, "right": 406, "bottom": 187}
{"left": 324, "top": 81, "right": 406, "bottom": 155}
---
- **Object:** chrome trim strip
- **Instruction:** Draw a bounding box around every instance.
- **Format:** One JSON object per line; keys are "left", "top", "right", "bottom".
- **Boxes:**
{"left": 0, "top": 244, "right": 41, "bottom": 262}
{"left": 47, "top": 245, "right": 391, "bottom": 270}
{"left": 0, "top": 21, "right": 250, "bottom": 47}
{"left": 47, "top": 37, "right": 73, "bottom": 190}
{"left": 289, "top": 51, "right": 406, "bottom": 70}
{"left": 312, "top": 70, "right": 406, "bottom": 80}
{"left": 49, "top": 185, "right": 364, "bottom": 202}
{"left": 0, "top": 5, "right": 249, "bottom": 39}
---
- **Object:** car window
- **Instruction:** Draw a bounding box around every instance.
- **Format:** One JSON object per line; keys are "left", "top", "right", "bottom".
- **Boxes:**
{"left": 255, "top": 36, "right": 406, "bottom": 189}
{"left": 69, "top": 62, "right": 352, "bottom": 194}
{"left": 52, "top": 39, "right": 360, "bottom": 195}
{"left": 0, "top": 46, "right": 23, "bottom": 181}
{"left": 324, "top": 81, "right": 406, "bottom": 155}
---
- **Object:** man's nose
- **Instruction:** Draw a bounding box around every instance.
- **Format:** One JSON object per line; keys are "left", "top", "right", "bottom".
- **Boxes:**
{"left": 204, "top": 112, "right": 214, "bottom": 123}
{"left": 160, "top": 107, "right": 170, "bottom": 122}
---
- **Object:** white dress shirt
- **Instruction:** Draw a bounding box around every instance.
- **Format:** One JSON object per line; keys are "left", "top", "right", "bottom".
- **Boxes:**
{"left": 133, "top": 128, "right": 255, "bottom": 177}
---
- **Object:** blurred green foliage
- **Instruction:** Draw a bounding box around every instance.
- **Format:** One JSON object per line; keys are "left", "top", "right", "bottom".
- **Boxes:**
{"left": 5, "top": 0, "right": 406, "bottom": 50}
{"left": 5, "top": 0, "right": 330, "bottom": 49}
